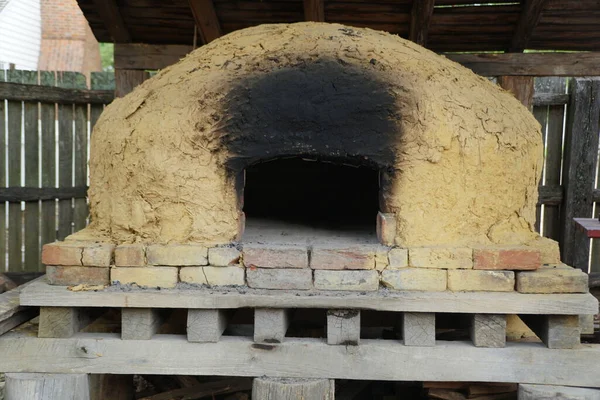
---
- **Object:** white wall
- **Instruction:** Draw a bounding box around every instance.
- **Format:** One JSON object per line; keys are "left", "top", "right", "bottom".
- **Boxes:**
{"left": 0, "top": 0, "right": 41, "bottom": 70}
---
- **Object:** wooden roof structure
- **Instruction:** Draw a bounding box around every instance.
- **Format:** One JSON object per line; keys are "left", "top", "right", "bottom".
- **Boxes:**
{"left": 78, "top": 0, "right": 599, "bottom": 52}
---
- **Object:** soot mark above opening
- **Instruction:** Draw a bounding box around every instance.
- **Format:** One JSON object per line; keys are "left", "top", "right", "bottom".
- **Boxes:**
{"left": 217, "top": 57, "right": 401, "bottom": 173}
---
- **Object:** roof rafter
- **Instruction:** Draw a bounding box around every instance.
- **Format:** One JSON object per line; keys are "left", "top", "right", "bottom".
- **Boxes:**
{"left": 409, "top": 0, "right": 436, "bottom": 46}
{"left": 509, "top": 0, "right": 549, "bottom": 52}
{"left": 91, "top": 0, "right": 131, "bottom": 43}
{"left": 303, "top": 0, "right": 325, "bottom": 22}
{"left": 188, "top": 0, "right": 222, "bottom": 44}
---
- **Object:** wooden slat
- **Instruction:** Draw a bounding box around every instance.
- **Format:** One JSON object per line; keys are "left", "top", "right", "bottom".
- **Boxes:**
{"left": 22, "top": 71, "right": 40, "bottom": 272}
{"left": 188, "top": 0, "right": 222, "bottom": 44}
{"left": 560, "top": 79, "right": 600, "bottom": 271}
{"left": 91, "top": 0, "right": 131, "bottom": 42}
{"left": 114, "top": 44, "right": 192, "bottom": 70}
{"left": 90, "top": 72, "right": 115, "bottom": 131}
{"left": 73, "top": 77, "right": 88, "bottom": 232}
{"left": 6, "top": 70, "right": 23, "bottom": 273}
{"left": 0, "top": 82, "right": 114, "bottom": 104}
{"left": 0, "top": 70, "right": 6, "bottom": 273}
{"left": 446, "top": 53, "right": 600, "bottom": 77}
{"left": 56, "top": 72, "right": 76, "bottom": 241}
{"left": 20, "top": 280, "right": 599, "bottom": 315}
{"left": 498, "top": 76, "right": 534, "bottom": 110}
{"left": 303, "top": 0, "right": 324, "bottom": 22}
{"left": 532, "top": 105, "right": 548, "bottom": 232}
{"left": 39, "top": 72, "right": 57, "bottom": 249}
{"left": 409, "top": 0, "right": 435, "bottom": 46}
{"left": 509, "top": 0, "right": 550, "bottom": 52}
{"left": 2, "top": 332, "right": 600, "bottom": 387}
{"left": 532, "top": 92, "right": 569, "bottom": 106}
{"left": 115, "top": 69, "right": 149, "bottom": 98}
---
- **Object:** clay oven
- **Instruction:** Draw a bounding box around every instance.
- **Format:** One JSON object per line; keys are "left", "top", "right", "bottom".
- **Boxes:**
{"left": 43, "top": 22, "right": 573, "bottom": 292}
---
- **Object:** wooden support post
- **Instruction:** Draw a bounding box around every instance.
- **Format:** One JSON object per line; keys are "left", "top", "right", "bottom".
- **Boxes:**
{"left": 519, "top": 314, "right": 580, "bottom": 349}
{"left": 498, "top": 76, "right": 535, "bottom": 109}
{"left": 409, "top": 0, "right": 435, "bottom": 46}
{"left": 5, "top": 373, "right": 90, "bottom": 400}
{"left": 254, "top": 308, "right": 291, "bottom": 344}
{"left": 303, "top": 0, "right": 324, "bottom": 22}
{"left": 121, "top": 308, "right": 165, "bottom": 340}
{"left": 114, "top": 69, "right": 149, "bottom": 98}
{"left": 580, "top": 314, "right": 594, "bottom": 335}
{"left": 187, "top": 309, "right": 230, "bottom": 342}
{"left": 252, "top": 377, "right": 334, "bottom": 400}
{"left": 509, "top": 0, "right": 549, "bottom": 52}
{"left": 470, "top": 314, "right": 506, "bottom": 348}
{"left": 519, "top": 384, "right": 600, "bottom": 399}
{"left": 38, "top": 307, "right": 92, "bottom": 338}
{"left": 326, "top": 309, "right": 360, "bottom": 345}
{"left": 560, "top": 78, "right": 600, "bottom": 271}
{"left": 399, "top": 312, "right": 435, "bottom": 347}
{"left": 188, "top": 0, "right": 222, "bottom": 44}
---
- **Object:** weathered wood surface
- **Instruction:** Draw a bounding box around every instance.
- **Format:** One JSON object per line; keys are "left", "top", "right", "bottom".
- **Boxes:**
{"left": 0, "top": 278, "right": 40, "bottom": 336}
{"left": 188, "top": 0, "right": 222, "bottom": 44}
{"left": 1, "top": 333, "right": 600, "bottom": 387}
{"left": 400, "top": 312, "right": 435, "bottom": 347}
{"left": 21, "top": 280, "right": 599, "bottom": 315}
{"left": 255, "top": 308, "right": 291, "bottom": 344}
{"left": 327, "top": 309, "right": 360, "bottom": 346}
{"left": 470, "top": 314, "right": 506, "bottom": 348}
{"left": 498, "top": 76, "right": 534, "bottom": 109}
{"left": 73, "top": 76, "right": 89, "bottom": 232}
{"left": 537, "top": 185, "right": 562, "bottom": 206}
{"left": 0, "top": 187, "right": 88, "bottom": 202}
{"left": 115, "top": 69, "right": 149, "bottom": 98}
{"left": 0, "top": 81, "right": 114, "bottom": 104}
{"left": 89, "top": 374, "right": 133, "bottom": 400}
{"left": 560, "top": 79, "right": 600, "bottom": 270}
{"left": 122, "top": 308, "right": 165, "bottom": 340}
{"left": 303, "top": 0, "right": 324, "bottom": 22}
{"left": 187, "top": 309, "right": 230, "bottom": 342}
{"left": 509, "top": 0, "right": 549, "bottom": 52}
{"left": 5, "top": 373, "right": 90, "bottom": 400}
{"left": 409, "top": 0, "right": 435, "bottom": 46}
{"left": 114, "top": 44, "right": 192, "bottom": 70}
{"left": 519, "top": 315, "right": 580, "bottom": 349}
{"left": 518, "top": 384, "right": 600, "bottom": 399}
{"left": 7, "top": 71, "right": 22, "bottom": 272}
{"left": 39, "top": 71, "right": 57, "bottom": 250}
{"left": 38, "top": 307, "right": 93, "bottom": 338}
{"left": 0, "top": 71, "right": 5, "bottom": 273}
{"left": 253, "top": 377, "right": 334, "bottom": 400}
{"left": 532, "top": 93, "right": 569, "bottom": 107}
{"left": 91, "top": 0, "right": 131, "bottom": 42}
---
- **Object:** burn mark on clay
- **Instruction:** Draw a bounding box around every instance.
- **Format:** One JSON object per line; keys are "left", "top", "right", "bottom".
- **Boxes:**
{"left": 252, "top": 343, "right": 276, "bottom": 350}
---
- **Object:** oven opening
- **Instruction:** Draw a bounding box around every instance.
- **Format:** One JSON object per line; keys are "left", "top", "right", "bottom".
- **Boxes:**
{"left": 241, "top": 157, "right": 380, "bottom": 244}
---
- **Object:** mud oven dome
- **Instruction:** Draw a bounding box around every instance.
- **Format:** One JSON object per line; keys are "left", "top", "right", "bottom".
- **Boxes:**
{"left": 42, "top": 22, "right": 588, "bottom": 297}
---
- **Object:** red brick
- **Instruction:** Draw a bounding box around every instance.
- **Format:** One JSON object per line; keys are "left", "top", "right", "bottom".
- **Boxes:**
{"left": 41, "top": 242, "right": 83, "bottom": 266}
{"left": 46, "top": 265, "right": 109, "bottom": 286}
{"left": 82, "top": 243, "right": 115, "bottom": 266}
{"left": 473, "top": 247, "right": 541, "bottom": 270}
{"left": 377, "top": 212, "right": 396, "bottom": 246}
{"left": 243, "top": 244, "right": 308, "bottom": 269}
{"left": 310, "top": 245, "right": 386, "bottom": 270}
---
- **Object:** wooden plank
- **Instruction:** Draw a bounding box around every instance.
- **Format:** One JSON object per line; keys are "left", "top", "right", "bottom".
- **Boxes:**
{"left": 532, "top": 104, "right": 547, "bottom": 232}
{"left": 254, "top": 308, "right": 291, "bottom": 344}
{"left": 303, "top": 0, "right": 324, "bottom": 22}
{"left": 0, "top": 81, "right": 114, "bottom": 104}
{"left": 509, "top": 0, "right": 550, "bottom": 52}
{"left": 22, "top": 71, "right": 40, "bottom": 272}
{"left": 252, "top": 377, "right": 334, "bottom": 399}
{"left": 560, "top": 79, "right": 600, "bottom": 271}
{"left": 20, "top": 280, "right": 599, "bottom": 315}
{"left": 187, "top": 309, "right": 230, "bottom": 342}
{"left": 114, "top": 69, "right": 149, "bottom": 98}
{"left": 114, "top": 44, "right": 192, "bottom": 70}
{"left": 139, "top": 378, "right": 252, "bottom": 400}
{"left": 73, "top": 76, "right": 88, "bottom": 232}
{"left": 519, "top": 384, "right": 600, "bottom": 399}
{"left": 327, "top": 309, "right": 360, "bottom": 346}
{"left": 5, "top": 373, "right": 90, "bottom": 400}
{"left": 446, "top": 53, "right": 600, "bottom": 77}
{"left": 39, "top": 72, "right": 57, "bottom": 250}
{"left": 188, "top": 0, "right": 222, "bottom": 44}
{"left": 38, "top": 306, "right": 93, "bottom": 338}
{"left": 498, "top": 76, "right": 534, "bottom": 109}
{"left": 0, "top": 187, "right": 88, "bottom": 202}
{"left": 537, "top": 184, "right": 562, "bottom": 206}
{"left": 470, "top": 314, "right": 506, "bottom": 348}
{"left": 400, "top": 312, "right": 435, "bottom": 347}
{"left": 121, "top": 308, "right": 165, "bottom": 340}
{"left": 532, "top": 92, "right": 569, "bottom": 106}
{"left": 409, "top": 0, "right": 435, "bottom": 46}
{"left": 6, "top": 70, "right": 23, "bottom": 273}
{"left": 91, "top": 0, "right": 131, "bottom": 42}
{"left": 0, "top": 70, "right": 6, "bottom": 274}
{"left": 519, "top": 314, "right": 580, "bottom": 349}
{"left": 2, "top": 333, "right": 600, "bottom": 387}
{"left": 0, "top": 277, "right": 42, "bottom": 336}
{"left": 56, "top": 72, "right": 76, "bottom": 241}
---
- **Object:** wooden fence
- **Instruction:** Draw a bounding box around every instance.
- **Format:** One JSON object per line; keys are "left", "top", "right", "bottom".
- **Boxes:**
{"left": 0, "top": 70, "right": 114, "bottom": 274}
{"left": 0, "top": 71, "right": 599, "bottom": 275}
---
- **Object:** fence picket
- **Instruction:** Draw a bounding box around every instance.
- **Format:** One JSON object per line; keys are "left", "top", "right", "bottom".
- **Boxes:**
{"left": 73, "top": 74, "right": 88, "bottom": 232}
{"left": 6, "top": 70, "right": 23, "bottom": 271}
{"left": 531, "top": 104, "right": 547, "bottom": 234}
{"left": 39, "top": 72, "right": 57, "bottom": 253}
{"left": 0, "top": 70, "right": 5, "bottom": 272}
{"left": 23, "top": 71, "right": 41, "bottom": 272}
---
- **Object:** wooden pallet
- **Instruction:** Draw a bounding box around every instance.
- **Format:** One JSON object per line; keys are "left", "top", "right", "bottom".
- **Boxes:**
{"left": 22, "top": 280, "right": 598, "bottom": 350}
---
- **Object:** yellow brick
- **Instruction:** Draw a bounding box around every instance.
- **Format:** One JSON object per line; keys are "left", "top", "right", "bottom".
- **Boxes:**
{"left": 448, "top": 270, "right": 514, "bottom": 292}
{"left": 180, "top": 266, "right": 245, "bottom": 286}
{"left": 381, "top": 268, "right": 446, "bottom": 291}
{"left": 387, "top": 248, "right": 408, "bottom": 269}
{"left": 409, "top": 247, "right": 473, "bottom": 269}
{"left": 147, "top": 244, "right": 208, "bottom": 266}
{"left": 111, "top": 267, "right": 178, "bottom": 288}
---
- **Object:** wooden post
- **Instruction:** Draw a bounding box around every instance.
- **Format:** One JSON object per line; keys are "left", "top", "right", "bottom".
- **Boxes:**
{"left": 560, "top": 79, "right": 600, "bottom": 270}
{"left": 519, "top": 314, "right": 580, "bottom": 349}
{"left": 187, "top": 309, "right": 230, "bottom": 342}
{"left": 326, "top": 309, "right": 360, "bottom": 345}
{"left": 252, "top": 377, "right": 334, "bottom": 400}
{"left": 114, "top": 69, "right": 149, "bottom": 98}
{"left": 254, "top": 308, "right": 291, "bottom": 343}
{"left": 398, "top": 312, "right": 436, "bottom": 347}
{"left": 5, "top": 373, "right": 90, "bottom": 400}
{"left": 498, "top": 76, "right": 534, "bottom": 110}
{"left": 470, "top": 314, "right": 507, "bottom": 348}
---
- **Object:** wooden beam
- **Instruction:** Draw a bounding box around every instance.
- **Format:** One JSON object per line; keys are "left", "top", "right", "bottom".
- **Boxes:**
{"left": 0, "top": 279, "right": 40, "bottom": 336}
{"left": 409, "top": 0, "right": 435, "bottom": 46}
{"left": 446, "top": 53, "right": 600, "bottom": 77}
{"left": 91, "top": 0, "right": 131, "bottom": 43}
{"left": 114, "top": 44, "right": 192, "bottom": 70}
{"left": 303, "top": 0, "right": 324, "bottom": 22}
{"left": 1, "top": 333, "right": 600, "bottom": 387}
{"left": 0, "top": 82, "right": 113, "bottom": 104}
{"left": 0, "top": 187, "right": 88, "bottom": 202}
{"left": 509, "top": 0, "right": 549, "bottom": 52}
{"left": 20, "top": 280, "right": 599, "bottom": 315}
{"left": 188, "top": 0, "right": 222, "bottom": 44}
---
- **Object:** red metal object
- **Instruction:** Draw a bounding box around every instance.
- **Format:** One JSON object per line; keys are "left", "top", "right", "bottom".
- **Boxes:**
{"left": 574, "top": 218, "right": 600, "bottom": 238}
